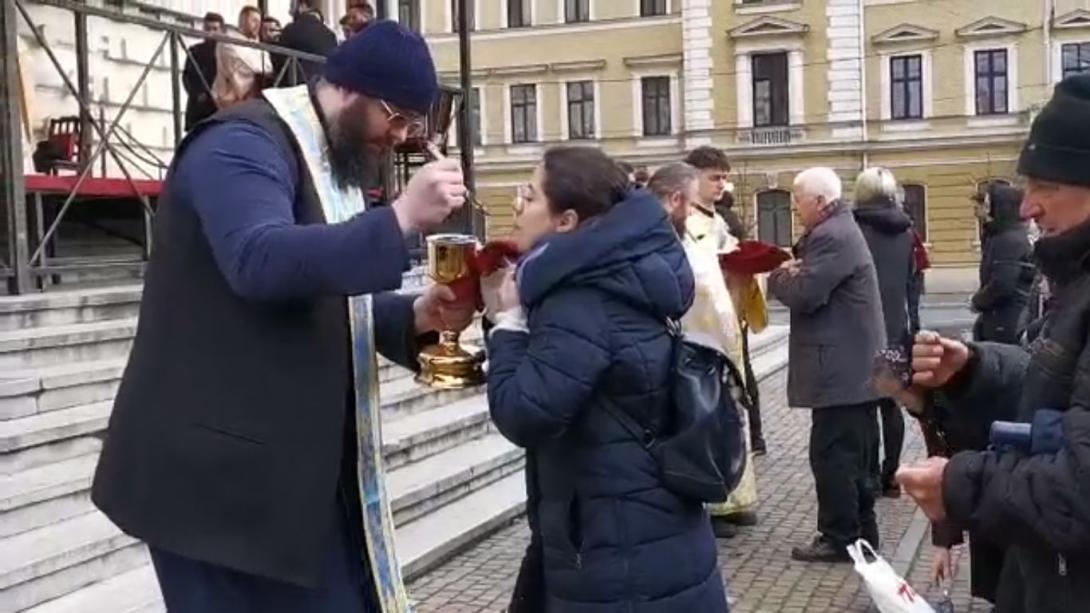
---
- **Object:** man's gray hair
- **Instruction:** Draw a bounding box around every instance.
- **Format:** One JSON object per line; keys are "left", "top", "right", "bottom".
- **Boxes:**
{"left": 648, "top": 162, "right": 699, "bottom": 201}
{"left": 854, "top": 167, "right": 900, "bottom": 205}
{"left": 793, "top": 167, "right": 842, "bottom": 202}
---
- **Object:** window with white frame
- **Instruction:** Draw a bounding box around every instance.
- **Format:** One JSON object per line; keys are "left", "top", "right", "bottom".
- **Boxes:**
{"left": 450, "top": 0, "right": 474, "bottom": 32}
{"left": 508, "top": 0, "right": 531, "bottom": 27}
{"left": 1062, "top": 42, "right": 1090, "bottom": 78}
{"left": 566, "top": 81, "right": 595, "bottom": 140}
{"left": 565, "top": 0, "right": 590, "bottom": 23}
{"left": 399, "top": 0, "right": 420, "bottom": 32}
{"left": 974, "top": 49, "right": 1009, "bottom": 115}
{"left": 641, "top": 76, "right": 672, "bottom": 136}
{"left": 641, "top": 0, "right": 667, "bottom": 17}
{"left": 752, "top": 52, "right": 789, "bottom": 127}
{"left": 890, "top": 54, "right": 923, "bottom": 120}
{"left": 510, "top": 84, "right": 538, "bottom": 143}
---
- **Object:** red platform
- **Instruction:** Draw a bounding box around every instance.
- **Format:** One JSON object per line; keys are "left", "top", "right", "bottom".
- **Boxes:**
{"left": 24, "top": 174, "right": 163, "bottom": 198}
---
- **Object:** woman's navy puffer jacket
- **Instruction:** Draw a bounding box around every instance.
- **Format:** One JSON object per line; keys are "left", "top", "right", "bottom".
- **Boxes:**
{"left": 487, "top": 192, "right": 728, "bottom": 612}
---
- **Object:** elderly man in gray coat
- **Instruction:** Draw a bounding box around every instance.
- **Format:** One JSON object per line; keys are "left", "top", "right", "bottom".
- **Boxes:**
{"left": 769, "top": 167, "right": 887, "bottom": 563}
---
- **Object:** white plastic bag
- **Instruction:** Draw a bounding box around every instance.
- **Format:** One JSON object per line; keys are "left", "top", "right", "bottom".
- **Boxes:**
{"left": 847, "top": 540, "right": 936, "bottom": 613}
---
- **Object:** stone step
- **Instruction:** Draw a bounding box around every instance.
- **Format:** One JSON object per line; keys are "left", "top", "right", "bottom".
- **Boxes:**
{"left": 0, "top": 356, "right": 414, "bottom": 422}
{"left": 381, "top": 374, "right": 483, "bottom": 416}
{"left": 0, "top": 319, "right": 137, "bottom": 370}
{"left": 398, "top": 471, "right": 526, "bottom": 581}
{"left": 23, "top": 564, "right": 162, "bottom": 613}
{"left": 388, "top": 432, "right": 523, "bottom": 527}
{"left": 0, "top": 454, "right": 98, "bottom": 538}
{"left": 0, "top": 436, "right": 102, "bottom": 477}
{"left": 0, "top": 286, "right": 142, "bottom": 333}
{"left": 1, "top": 359, "right": 127, "bottom": 421}
{"left": 0, "top": 511, "right": 146, "bottom": 612}
{"left": 0, "top": 403, "right": 111, "bottom": 456}
{"left": 381, "top": 395, "right": 492, "bottom": 470}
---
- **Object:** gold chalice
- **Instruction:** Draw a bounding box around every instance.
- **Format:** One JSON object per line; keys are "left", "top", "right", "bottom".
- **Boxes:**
{"left": 416, "top": 234, "right": 485, "bottom": 389}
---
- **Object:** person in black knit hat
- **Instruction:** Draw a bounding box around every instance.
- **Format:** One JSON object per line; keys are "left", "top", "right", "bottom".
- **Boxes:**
{"left": 898, "top": 73, "right": 1090, "bottom": 613}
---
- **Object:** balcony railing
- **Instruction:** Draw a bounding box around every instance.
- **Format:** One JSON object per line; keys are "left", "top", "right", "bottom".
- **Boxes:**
{"left": 738, "top": 126, "right": 806, "bottom": 146}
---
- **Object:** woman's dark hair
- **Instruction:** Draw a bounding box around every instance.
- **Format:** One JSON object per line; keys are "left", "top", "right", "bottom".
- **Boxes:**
{"left": 542, "top": 146, "right": 629, "bottom": 222}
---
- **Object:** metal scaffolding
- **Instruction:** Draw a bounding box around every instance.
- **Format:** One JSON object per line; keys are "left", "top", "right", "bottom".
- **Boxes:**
{"left": 0, "top": 0, "right": 479, "bottom": 294}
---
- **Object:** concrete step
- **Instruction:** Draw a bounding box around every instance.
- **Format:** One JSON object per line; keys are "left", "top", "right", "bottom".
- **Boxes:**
{"left": 0, "top": 286, "right": 142, "bottom": 333}
{"left": 0, "top": 454, "right": 98, "bottom": 538}
{"left": 388, "top": 432, "right": 523, "bottom": 527}
{"left": 0, "top": 402, "right": 111, "bottom": 456}
{"left": 398, "top": 471, "right": 526, "bottom": 581}
{"left": 1, "top": 359, "right": 127, "bottom": 421}
{"left": 381, "top": 395, "right": 492, "bottom": 470}
{"left": 381, "top": 374, "right": 483, "bottom": 416}
{"left": 0, "top": 319, "right": 137, "bottom": 370}
{"left": 0, "top": 511, "right": 145, "bottom": 612}
{"left": 0, "top": 436, "right": 102, "bottom": 476}
{"left": 23, "top": 564, "right": 162, "bottom": 613}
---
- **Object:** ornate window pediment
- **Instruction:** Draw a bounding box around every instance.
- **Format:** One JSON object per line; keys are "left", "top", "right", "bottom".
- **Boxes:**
{"left": 872, "top": 23, "right": 939, "bottom": 45}
{"left": 1054, "top": 9, "right": 1090, "bottom": 31}
{"left": 729, "top": 16, "right": 809, "bottom": 39}
{"left": 955, "top": 16, "right": 1028, "bottom": 39}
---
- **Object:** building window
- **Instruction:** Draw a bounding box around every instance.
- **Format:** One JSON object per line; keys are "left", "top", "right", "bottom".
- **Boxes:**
{"left": 902, "top": 184, "right": 927, "bottom": 240}
{"left": 463, "top": 87, "right": 482, "bottom": 147}
{"left": 641, "top": 0, "right": 667, "bottom": 17}
{"left": 1062, "top": 42, "right": 1090, "bottom": 79}
{"left": 890, "top": 54, "right": 923, "bottom": 120}
{"left": 451, "top": 0, "right": 474, "bottom": 31}
{"left": 566, "top": 81, "right": 595, "bottom": 140}
{"left": 641, "top": 76, "right": 671, "bottom": 136}
{"left": 752, "top": 52, "right": 789, "bottom": 127}
{"left": 399, "top": 0, "right": 420, "bottom": 32}
{"left": 974, "top": 49, "right": 1008, "bottom": 115}
{"left": 510, "top": 84, "right": 537, "bottom": 144}
{"left": 757, "top": 190, "right": 792, "bottom": 248}
{"left": 565, "top": 0, "right": 590, "bottom": 23}
{"left": 508, "top": 0, "right": 531, "bottom": 27}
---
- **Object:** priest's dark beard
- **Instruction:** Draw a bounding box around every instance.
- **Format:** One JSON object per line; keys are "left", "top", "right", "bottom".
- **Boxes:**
{"left": 328, "top": 98, "right": 379, "bottom": 191}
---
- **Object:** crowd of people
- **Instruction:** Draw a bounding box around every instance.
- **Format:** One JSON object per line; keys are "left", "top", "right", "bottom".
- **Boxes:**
{"left": 182, "top": 1, "right": 375, "bottom": 131}
{"left": 89, "top": 13, "right": 1090, "bottom": 613}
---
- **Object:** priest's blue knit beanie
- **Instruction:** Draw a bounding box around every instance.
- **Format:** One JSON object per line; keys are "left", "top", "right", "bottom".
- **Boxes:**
{"left": 324, "top": 20, "right": 438, "bottom": 115}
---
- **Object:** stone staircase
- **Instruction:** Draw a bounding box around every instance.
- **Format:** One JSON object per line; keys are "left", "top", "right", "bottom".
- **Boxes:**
{"left": 0, "top": 285, "right": 790, "bottom": 612}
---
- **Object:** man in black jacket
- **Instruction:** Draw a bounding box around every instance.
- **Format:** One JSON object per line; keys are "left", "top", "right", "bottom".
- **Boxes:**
{"left": 273, "top": 0, "right": 338, "bottom": 86}
{"left": 900, "top": 73, "right": 1090, "bottom": 613}
{"left": 971, "top": 183, "right": 1035, "bottom": 344}
{"left": 182, "top": 12, "right": 224, "bottom": 131}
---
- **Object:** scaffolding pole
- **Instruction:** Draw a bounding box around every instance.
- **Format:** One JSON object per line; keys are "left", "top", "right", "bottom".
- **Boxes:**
{"left": 1, "top": 0, "right": 30, "bottom": 293}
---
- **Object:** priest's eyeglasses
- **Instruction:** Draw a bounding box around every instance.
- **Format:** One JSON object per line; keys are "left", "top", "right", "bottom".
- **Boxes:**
{"left": 379, "top": 100, "right": 426, "bottom": 139}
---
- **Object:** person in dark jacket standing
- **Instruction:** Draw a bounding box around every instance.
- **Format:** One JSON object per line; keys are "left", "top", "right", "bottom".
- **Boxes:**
{"left": 482, "top": 147, "right": 728, "bottom": 612}
{"left": 970, "top": 183, "right": 1035, "bottom": 344}
{"left": 92, "top": 23, "right": 470, "bottom": 613}
{"left": 907, "top": 229, "right": 930, "bottom": 335}
{"left": 769, "top": 167, "right": 886, "bottom": 562}
{"left": 899, "top": 73, "right": 1090, "bottom": 613}
{"left": 273, "top": 0, "right": 338, "bottom": 86}
{"left": 182, "top": 12, "right": 224, "bottom": 131}
{"left": 853, "top": 167, "right": 915, "bottom": 499}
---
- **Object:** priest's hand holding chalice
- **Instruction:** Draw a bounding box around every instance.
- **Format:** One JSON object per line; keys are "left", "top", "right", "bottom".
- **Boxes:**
{"left": 415, "top": 235, "right": 522, "bottom": 389}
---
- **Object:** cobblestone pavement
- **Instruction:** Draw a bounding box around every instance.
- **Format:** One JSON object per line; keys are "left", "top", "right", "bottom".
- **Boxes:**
{"left": 408, "top": 369, "right": 970, "bottom": 612}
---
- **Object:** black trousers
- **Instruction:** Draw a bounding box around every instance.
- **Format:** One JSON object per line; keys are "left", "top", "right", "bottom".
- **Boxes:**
{"left": 811, "top": 403, "right": 878, "bottom": 548}
{"left": 874, "top": 398, "right": 905, "bottom": 485}
{"left": 907, "top": 272, "right": 924, "bottom": 334}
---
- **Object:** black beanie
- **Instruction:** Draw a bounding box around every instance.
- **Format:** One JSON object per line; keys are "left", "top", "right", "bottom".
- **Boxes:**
{"left": 1018, "top": 73, "right": 1090, "bottom": 188}
{"left": 324, "top": 20, "right": 438, "bottom": 115}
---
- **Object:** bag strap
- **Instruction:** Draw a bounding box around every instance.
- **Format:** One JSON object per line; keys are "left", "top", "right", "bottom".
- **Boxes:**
{"left": 598, "top": 396, "right": 656, "bottom": 450}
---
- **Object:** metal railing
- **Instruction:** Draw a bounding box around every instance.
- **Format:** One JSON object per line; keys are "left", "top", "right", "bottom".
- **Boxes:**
{"left": 0, "top": 0, "right": 478, "bottom": 293}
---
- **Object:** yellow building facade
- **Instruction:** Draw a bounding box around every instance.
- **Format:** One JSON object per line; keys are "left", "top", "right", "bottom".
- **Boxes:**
{"left": 385, "top": 0, "right": 1090, "bottom": 266}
